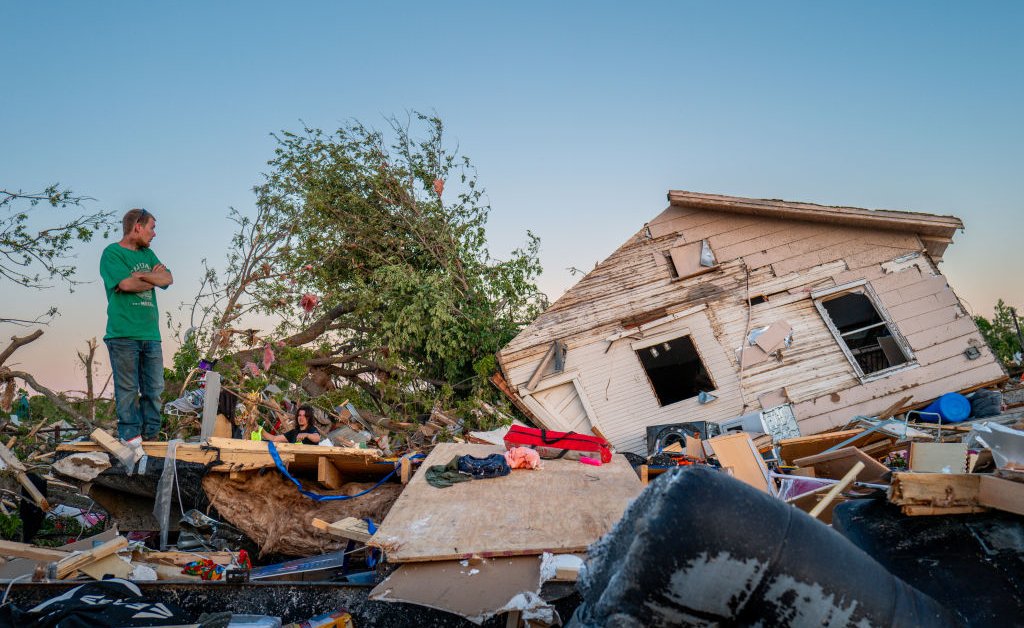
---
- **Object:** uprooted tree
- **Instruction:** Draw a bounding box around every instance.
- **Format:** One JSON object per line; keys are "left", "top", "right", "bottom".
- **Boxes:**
{"left": 174, "top": 114, "right": 545, "bottom": 421}
{"left": 0, "top": 186, "right": 114, "bottom": 428}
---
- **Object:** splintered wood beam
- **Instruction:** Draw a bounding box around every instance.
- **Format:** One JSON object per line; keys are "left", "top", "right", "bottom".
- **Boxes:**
{"left": 978, "top": 475, "right": 1024, "bottom": 516}
{"left": 90, "top": 429, "right": 136, "bottom": 469}
{"left": 56, "top": 536, "right": 129, "bottom": 579}
{"left": 400, "top": 456, "right": 412, "bottom": 484}
{"left": 525, "top": 340, "right": 560, "bottom": 391}
{"left": 311, "top": 517, "right": 373, "bottom": 543}
{"left": 317, "top": 457, "right": 344, "bottom": 489}
{"left": 889, "top": 472, "right": 986, "bottom": 516}
{"left": 0, "top": 442, "right": 50, "bottom": 511}
{"left": 80, "top": 553, "right": 133, "bottom": 580}
{"left": 0, "top": 539, "right": 69, "bottom": 562}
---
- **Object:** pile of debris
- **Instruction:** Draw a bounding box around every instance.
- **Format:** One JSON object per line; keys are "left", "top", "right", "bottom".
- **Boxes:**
{"left": 0, "top": 378, "right": 1021, "bottom": 626}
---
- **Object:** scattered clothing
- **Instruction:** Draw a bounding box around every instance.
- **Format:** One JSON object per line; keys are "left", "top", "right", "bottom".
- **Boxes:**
{"left": 505, "top": 446, "right": 542, "bottom": 470}
{"left": 426, "top": 454, "right": 512, "bottom": 487}
{"left": 457, "top": 453, "right": 511, "bottom": 479}
{"left": 426, "top": 456, "right": 472, "bottom": 489}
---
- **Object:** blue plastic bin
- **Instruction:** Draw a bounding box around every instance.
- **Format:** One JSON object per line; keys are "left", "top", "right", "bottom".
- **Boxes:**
{"left": 921, "top": 392, "right": 971, "bottom": 423}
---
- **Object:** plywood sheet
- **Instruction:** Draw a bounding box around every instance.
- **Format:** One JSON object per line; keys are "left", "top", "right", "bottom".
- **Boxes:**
{"left": 707, "top": 433, "right": 771, "bottom": 492}
{"left": 370, "top": 556, "right": 546, "bottom": 623}
{"left": 794, "top": 447, "right": 891, "bottom": 484}
{"left": 370, "top": 443, "right": 641, "bottom": 562}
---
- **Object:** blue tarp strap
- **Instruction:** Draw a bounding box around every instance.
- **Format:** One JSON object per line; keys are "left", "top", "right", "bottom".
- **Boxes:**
{"left": 267, "top": 440, "right": 397, "bottom": 501}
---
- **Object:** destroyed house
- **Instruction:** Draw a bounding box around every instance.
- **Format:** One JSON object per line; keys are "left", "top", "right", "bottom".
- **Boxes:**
{"left": 496, "top": 191, "right": 1007, "bottom": 454}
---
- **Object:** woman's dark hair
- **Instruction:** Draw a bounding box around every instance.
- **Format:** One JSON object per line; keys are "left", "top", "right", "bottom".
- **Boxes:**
{"left": 296, "top": 405, "right": 315, "bottom": 425}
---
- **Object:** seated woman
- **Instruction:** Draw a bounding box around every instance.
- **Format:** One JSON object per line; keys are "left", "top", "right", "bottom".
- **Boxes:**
{"left": 263, "top": 405, "right": 322, "bottom": 444}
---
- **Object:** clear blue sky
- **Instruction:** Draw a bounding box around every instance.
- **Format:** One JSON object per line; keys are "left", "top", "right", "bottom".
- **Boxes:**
{"left": 2, "top": 1, "right": 1021, "bottom": 391}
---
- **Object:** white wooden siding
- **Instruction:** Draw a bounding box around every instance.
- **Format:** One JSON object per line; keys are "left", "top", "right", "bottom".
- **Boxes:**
{"left": 498, "top": 206, "right": 1005, "bottom": 452}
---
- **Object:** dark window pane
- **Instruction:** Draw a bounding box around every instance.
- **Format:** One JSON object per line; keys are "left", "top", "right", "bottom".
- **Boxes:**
{"left": 821, "top": 292, "right": 882, "bottom": 333}
{"left": 636, "top": 335, "right": 715, "bottom": 406}
{"left": 820, "top": 291, "right": 910, "bottom": 374}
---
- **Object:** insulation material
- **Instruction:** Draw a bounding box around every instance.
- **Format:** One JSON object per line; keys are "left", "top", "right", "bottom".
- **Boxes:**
{"left": 202, "top": 470, "right": 403, "bottom": 557}
{"left": 53, "top": 452, "right": 112, "bottom": 481}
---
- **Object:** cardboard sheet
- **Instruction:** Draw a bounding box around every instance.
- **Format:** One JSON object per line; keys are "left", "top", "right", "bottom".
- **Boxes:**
{"left": 909, "top": 442, "right": 968, "bottom": 473}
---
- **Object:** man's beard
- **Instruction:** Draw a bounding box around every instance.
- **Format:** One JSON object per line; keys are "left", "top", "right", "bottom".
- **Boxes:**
{"left": 138, "top": 239, "right": 150, "bottom": 249}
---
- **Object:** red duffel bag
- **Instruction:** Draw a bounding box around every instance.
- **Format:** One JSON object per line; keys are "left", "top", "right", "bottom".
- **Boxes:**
{"left": 504, "top": 425, "right": 612, "bottom": 464}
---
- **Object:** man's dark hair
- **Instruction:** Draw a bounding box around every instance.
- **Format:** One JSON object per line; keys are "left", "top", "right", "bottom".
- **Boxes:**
{"left": 122, "top": 208, "right": 154, "bottom": 236}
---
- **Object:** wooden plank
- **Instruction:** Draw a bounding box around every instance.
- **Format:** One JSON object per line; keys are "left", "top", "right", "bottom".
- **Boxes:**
{"left": 525, "top": 341, "right": 558, "bottom": 391}
{"left": 978, "top": 475, "right": 1024, "bottom": 516}
{"left": 81, "top": 553, "right": 133, "bottom": 580}
{"left": 901, "top": 504, "right": 986, "bottom": 516}
{"left": 707, "top": 433, "right": 771, "bottom": 493}
{"left": 794, "top": 447, "right": 891, "bottom": 484}
{"left": 400, "top": 456, "right": 411, "bottom": 485}
{"left": 56, "top": 536, "right": 129, "bottom": 579}
{"left": 640, "top": 465, "right": 649, "bottom": 485}
{"left": 0, "top": 540, "right": 69, "bottom": 562}
{"left": 889, "top": 472, "right": 983, "bottom": 515}
{"left": 777, "top": 429, "right": 884, "bottom": 466}
{"left": 809, "top": 461, "right": 863, "bottom": 519}
{"left": 318, "top": 457, "right": 344, "bottom": 489}
{"left": 0, "top": 443, "right": 50, "bottom": 511}
{"left": 60, "top": 438, "right": 387, "bottom": 476}
{"left": 90, "top": 429, "right": 136, "bottom": 469}
{"left": 311, "top": 517, "right": 373, "bottom": 543}
{"left": 909, "top": 442, "right": 968, "bottom": 473}
{"left": 685, "top": 435, "right": 705, "bottom": 461}
{"left": 135, "top": 551, "right": 237, "bottom": 566}
{"left": 370, "top": 443, "right": 641, "bottom": 563}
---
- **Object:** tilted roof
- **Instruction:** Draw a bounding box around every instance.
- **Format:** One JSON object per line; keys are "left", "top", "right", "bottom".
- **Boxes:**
{"left": 668, "top": 190, "right": 962, "bottom": 259}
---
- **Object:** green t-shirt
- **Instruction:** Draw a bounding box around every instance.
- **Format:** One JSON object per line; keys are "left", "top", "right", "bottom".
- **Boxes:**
{"left": 100, "top": 242, "right": 166, "bottom": 340}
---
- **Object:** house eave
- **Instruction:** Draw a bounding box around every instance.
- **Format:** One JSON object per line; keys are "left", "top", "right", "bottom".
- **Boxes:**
{"left": 667, "top": 190, "right": 963, "bottom": 241}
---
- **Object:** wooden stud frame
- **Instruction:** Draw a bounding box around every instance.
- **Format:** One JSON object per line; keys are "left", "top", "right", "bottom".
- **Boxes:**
{"left": 811, "top": 280, "right": 918, "bottom": 382}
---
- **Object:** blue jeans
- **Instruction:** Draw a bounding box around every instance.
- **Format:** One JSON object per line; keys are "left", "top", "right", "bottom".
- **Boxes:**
{"left": 105, "top": 339, "right": 164, "bottom": 440}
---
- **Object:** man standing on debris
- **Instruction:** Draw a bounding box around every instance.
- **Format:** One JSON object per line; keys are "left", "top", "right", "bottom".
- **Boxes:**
{"left": 100, "top": 208, "right": 173, "bottom": 446}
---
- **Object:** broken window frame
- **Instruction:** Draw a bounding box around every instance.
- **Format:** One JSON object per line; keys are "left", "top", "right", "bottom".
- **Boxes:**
{"left": 812, "top": 280, "right": 917, "bottom": 381}
{"left": 631, "top": 329, "right": 717, "bottom": 407}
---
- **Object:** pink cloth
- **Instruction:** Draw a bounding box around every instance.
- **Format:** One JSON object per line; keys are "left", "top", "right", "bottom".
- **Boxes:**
{"left": 504, "top": 446, "right": 542, "bottom": 470}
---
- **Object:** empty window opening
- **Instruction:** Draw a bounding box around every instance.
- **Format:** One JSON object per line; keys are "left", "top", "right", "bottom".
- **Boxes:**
{"left": 636, "top": 335, "right": 715, "bottom": 406}
{"left": 817, "top": 290, "right": 911, "bottom": 376}
{"left": 748, "top": 294, "right": 768, "bottom": 306}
